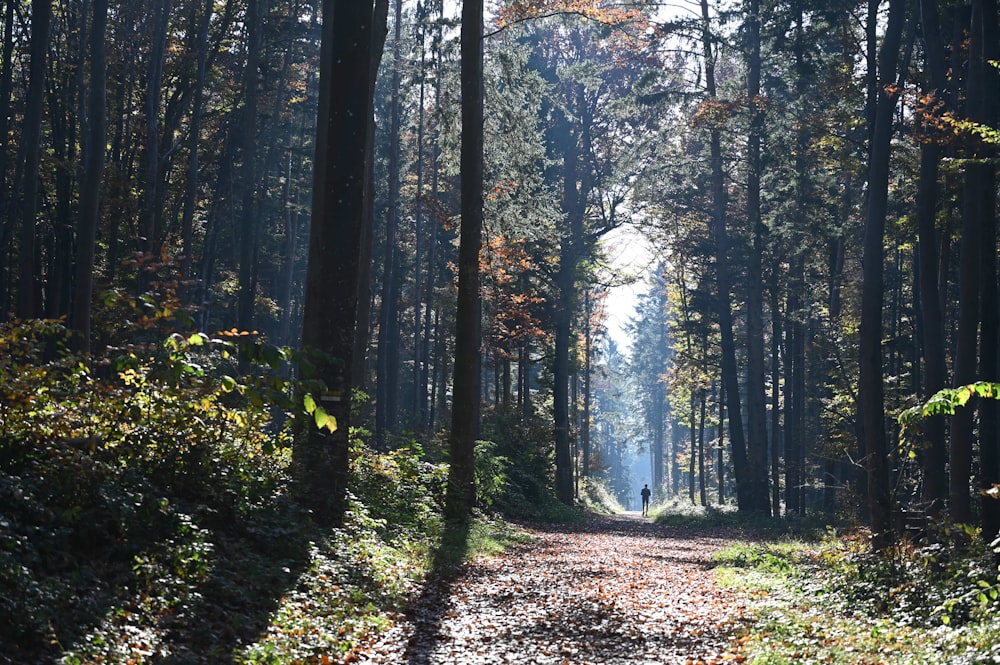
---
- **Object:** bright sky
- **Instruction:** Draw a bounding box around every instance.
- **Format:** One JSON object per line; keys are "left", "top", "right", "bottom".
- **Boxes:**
{"left": 600, "top": 225, "right": 656, "bottom": 354}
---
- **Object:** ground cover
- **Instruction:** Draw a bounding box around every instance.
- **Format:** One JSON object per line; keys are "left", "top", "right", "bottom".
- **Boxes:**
{"left": 351, "top": 513, "right": 746, "bottom": 665}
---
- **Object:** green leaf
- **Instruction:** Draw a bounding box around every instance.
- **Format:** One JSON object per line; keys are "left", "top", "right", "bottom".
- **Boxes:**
{"left": 314, "top": 405, "right": 337, "bottom": 432}
{"left": 304, "top": 394, "right": 317, "bottom": 414}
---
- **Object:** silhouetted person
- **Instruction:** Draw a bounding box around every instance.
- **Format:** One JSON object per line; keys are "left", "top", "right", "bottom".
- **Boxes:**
{"left": 640, "top": 484, "right": 651, "bottom": 516}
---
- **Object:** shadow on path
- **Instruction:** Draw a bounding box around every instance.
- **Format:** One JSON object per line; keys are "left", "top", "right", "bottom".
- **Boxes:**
{"left": 399, "top": 519, "right": 471, "bottom": 665}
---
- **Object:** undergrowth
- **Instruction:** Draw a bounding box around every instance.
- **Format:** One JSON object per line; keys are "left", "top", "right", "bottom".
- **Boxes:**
{"left": 714, "top": 529, "right": 1000, "bottom": 664}
{"left": 0, "top": 320, "right": 529, "bottom": 664}
{"left": 652, "top": 500, "right": 833, "bottom": 539}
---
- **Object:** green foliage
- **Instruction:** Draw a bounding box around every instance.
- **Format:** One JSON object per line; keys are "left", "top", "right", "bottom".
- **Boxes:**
{"left": 899, "top": 382, "right": 1000, "bottom": 431}
{"left": 0, "top": 321, "right": 508, "bottom": 664}
{"left": 578, "top": 476, "right": 625, "bottom": 515}
{"left": 474, "top": 439, "right": 509, "bottom": 509}
{"left": 480, "top": 406, "right": 583, "bottom": 522}
{"left": 717, "top": 530, "right": 1000, "bottom": 664}
{"left": 351, "top": 442, "right": 447, "bottom": 541}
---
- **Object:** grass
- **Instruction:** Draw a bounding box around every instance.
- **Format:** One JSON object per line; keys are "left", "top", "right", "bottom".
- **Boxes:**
{"left": 713, "top": 532, "right": 1000, "bottom": 664}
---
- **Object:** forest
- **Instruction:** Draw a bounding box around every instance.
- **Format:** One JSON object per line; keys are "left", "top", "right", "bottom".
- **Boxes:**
{"left": 1, "top": 0, "right": 1000, "bottom": 662}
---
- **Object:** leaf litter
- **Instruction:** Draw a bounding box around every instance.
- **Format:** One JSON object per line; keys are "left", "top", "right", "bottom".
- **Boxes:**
{"left": 349, "top": 513, "right": 746, "bottom": 664}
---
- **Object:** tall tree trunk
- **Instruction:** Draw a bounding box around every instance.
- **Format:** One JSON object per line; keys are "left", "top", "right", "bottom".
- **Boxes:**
{"left": 375, "top": 0, "right": 404, "bottom": 448}
{"left": 71, "top": 0, "right": 108, "bottom": 352}
{"left": 444, "top": 0, "right": 483, "bottom": 524}
{"left": 0, "top": 0, "right": 16, "bottom": 319}
{"left": 553, "top": 102, "right": 584, "bottom": 505}
{"left": 412, "top": 8, "right": 428, "bottom": 426}
{"left": 180, "top": 0, "right": 212, "bottom": 305}
{"left": 699, "top": 387, "right": 708, "bottom": 506}
{"left": 701, "top": 0, "right": 750, "bottom": 511}
{"left": 971, "top": 0, "right": 999, "bottom": 537}
{"left": 17, "top": 0, "right": 53, "bottom": 319}
{"left": 353, "top": 0, "right": 389, "bottom": 390}
{"left": 744, "top": 0, "right": 770, "bottom": 515}
{"left": 582, "top": 291, "right": 593, "bottom": 477}
{"left": 296, "top": 0, "right": 380, "bottom": 526}
{"left": 140, "top": 0, "right": 171, "bottom": 287}
{"left": 718, "top": 382, "right": 726, "bottom": 504}
{"left": 858, "top": 0, "right": 906, "bottom": 547}
{"left": 689, "top": 393, "right": 697, "bottom": 504}
{"left": 235, "top": 0, "right": 261, "bottom": 332}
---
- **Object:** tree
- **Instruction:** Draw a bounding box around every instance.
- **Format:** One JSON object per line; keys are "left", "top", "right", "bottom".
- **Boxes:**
{"left": 444, "top": 0, "right": 484, "bottom": 524}
{"left": 71, "top": 0, "right": 109, "bottom": 352}
{"left": 296, "top": 0, "right": 383, "bottom": 525}
{"left": 857, "top": 0, "right": 906, "bottom": 547}
{"left": 16, "top": 0, "right": 52, "bottom": 319}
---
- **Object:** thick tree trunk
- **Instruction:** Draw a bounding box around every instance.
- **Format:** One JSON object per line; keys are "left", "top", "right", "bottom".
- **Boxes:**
{"left": 179, "top": 0, "right": 211, "bottom": 304}
{"left": 444, "top": 0, "right": 483, "bottom": 524}
{"left": 140, "top": 0, "right": 171, "bottom": 284}
{"left": 296, "top": 0, "right": 379, "bottom": 526}
{"left": 554, "top": 244, "right": 575, "bottom": 503}
{"left": 352, "top": 0, "right": 388, "bottom": 390}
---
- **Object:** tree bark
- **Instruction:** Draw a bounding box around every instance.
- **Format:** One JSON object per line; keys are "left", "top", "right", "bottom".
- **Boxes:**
{"left": 375, "top": 0, "right": 404, "bottom": 448}
{"left": 858, "top": 0, "right": 906, "bottom": 547}
{"left": 236, "top": 0, "right": 261, "bottom": 332}
{"left": 744, "top": 0, "right": 770, "bottom": 515}
{"left": 16, "top": 0, "right": 53, "bottom": 319}
{"left": 297, "top": 0, "right": 380, "bottom": 526}
{"left": 444, "top": 0, "right": 484, "bottom": 524}
{"left": 71, "top": 0, "right": 108, "bottom": 352}
{"left": 701, "top": 0, "right": 750, "bottom": 512}
{"left": 0, "top": 0, "right": 16, "bottom": 319}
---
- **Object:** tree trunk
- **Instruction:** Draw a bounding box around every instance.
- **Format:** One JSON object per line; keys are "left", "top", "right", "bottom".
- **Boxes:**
{"left": 701, "top": 0, "right": 750, "bottom": 512}
{"left": 689, "top": 393, "right": 696, "bottom": 504}
{"left": 375, "top": 0, "right": 404, "bottom": 448}
{"left": 444, "top": 0, "right": 483, "bottom": 524}
{"left": 296, "top": 0, "right": 380, "bottom": 526}
{"left": 553, "top": 103, "right": 583, "bottom": 505}
{"left": 17, "top": 0, "right": 53, "bottom": 319}
{"left": 140, "top": 0, "right": 171, "bottom": 286}
{"left": 858, "top": 0, "right": 906, "bottom": 547}
{"left": 71, "top": 0, "right": 108, "bottom": 353}
{"left": 718, "top": 382, "right": 726, "bottom": 505}
{"left": 235, "top": 0, "right": 261, "bottom": 332}
{"left": 0, "top": 0, "right": 16, "bottom": 319}
{"left": 699, "top": 387, "right": 708, "bottom": 506}
{"left": 179, "top": 0, "right": 212, "bottom": 305}
{"left": 582, "top": 291, "right": 593, "bottom": 477}
{"left": 744, "top": 0, "right": 770, "bottom": 515}
{"left": 771, "top": 288, "right": 783, "bottom": 515}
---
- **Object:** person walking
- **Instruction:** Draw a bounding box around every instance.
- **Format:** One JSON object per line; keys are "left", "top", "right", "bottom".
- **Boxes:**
{"left": 640, "top": 484, "right": 651, "bottom": 516}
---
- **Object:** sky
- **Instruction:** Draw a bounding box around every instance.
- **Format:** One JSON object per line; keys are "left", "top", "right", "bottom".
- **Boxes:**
{"left": 600, "top": 225, "right": 657, "bottom": 355}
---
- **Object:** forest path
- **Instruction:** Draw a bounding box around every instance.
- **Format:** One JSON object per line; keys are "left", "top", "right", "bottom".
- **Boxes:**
{"left": 350, "top": 513, "right": 747, "bottom": 665}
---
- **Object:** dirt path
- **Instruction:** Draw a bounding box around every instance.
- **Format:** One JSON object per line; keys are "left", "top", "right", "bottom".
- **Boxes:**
{"left": 350, "top": 513, "right": 745, "bottom": 665}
